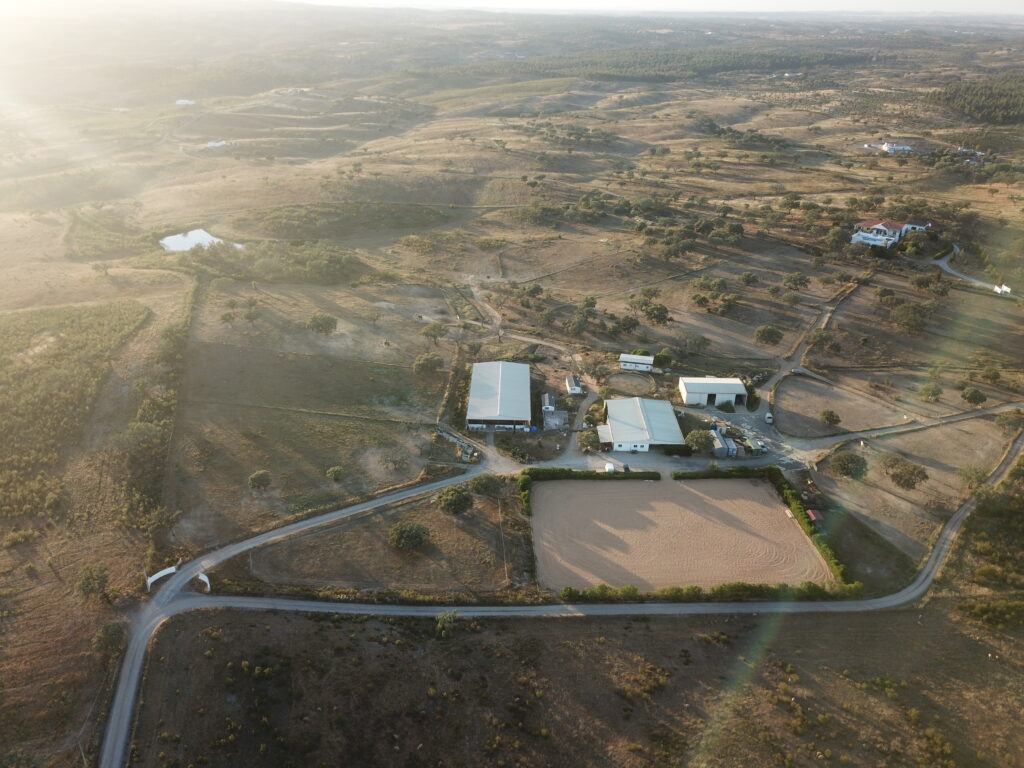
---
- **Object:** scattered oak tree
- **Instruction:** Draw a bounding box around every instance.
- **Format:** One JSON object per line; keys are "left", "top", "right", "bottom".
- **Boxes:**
{"left": 881, "top": 455, "right": 929, "bottom": 490}
{"left": 961, "top": 387, "right": 987, "bottom": 406}
{"left": 248, "top": 470, "right": 272, "bottom": 491}
{"left": 306, "top": 312, "right": 337, "bottom": 335}
{"left": 388, "top": 521, "right": 428, "bottom": 551}
{"left": 76, "top": 564, "right": 109, "bottom": 600}
{"left": 413, "top": 352, "right": 443, "bottom": 376}
{"left": 754, "top": 325, "right": 783, "bottom": 346}
{"left": 434, "top": 485, "right": 473, "bottom": 515}
{"left": 684, "top": 429, "right": 714, "bottom": 454}
{"left": 820, "top": 409, "right": 842, "bottom": 427}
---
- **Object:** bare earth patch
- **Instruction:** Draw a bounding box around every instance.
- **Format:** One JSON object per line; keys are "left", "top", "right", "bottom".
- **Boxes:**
{"left": 531, "top": 478, "right": 831, "bottom": 591}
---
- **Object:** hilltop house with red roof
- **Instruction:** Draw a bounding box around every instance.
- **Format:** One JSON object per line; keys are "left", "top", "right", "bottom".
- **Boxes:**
{"left": 851, "top": 218, "right": 934, "bottom": 249}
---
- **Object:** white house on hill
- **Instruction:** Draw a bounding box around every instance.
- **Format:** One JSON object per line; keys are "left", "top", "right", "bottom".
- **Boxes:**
{"left": 619, "top": 353, "right": 654, "bottom": 372}
{"left": 565, "top": 375, "right": 584, "bottom": 395}
{"left": 466, "top": 361, "right": 532, "bottom": 431}
{"left": 678, "top": 377, "right": 748, "bottom": 408}
{"left": 597, "top": 397, "right": 684, "bottom": 452}
{"left": 851, "top": 218, "right": 933, "bottom": 249}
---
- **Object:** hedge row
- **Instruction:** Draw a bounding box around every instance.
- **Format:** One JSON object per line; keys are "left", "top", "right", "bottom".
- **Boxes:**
{"left": 672, "top": 465, "right": 849, "bottom": 585}
{"left": 560, "top": 580, "right": 863, "bottom": 604}
{"left": 518, "top": 467, "right": 661, "bottom": 516}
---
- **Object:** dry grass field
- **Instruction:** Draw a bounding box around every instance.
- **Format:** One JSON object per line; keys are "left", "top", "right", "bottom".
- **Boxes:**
{"left": 244, "top": 488, "right": 534, "bottom": 595}
{"left": 128, "top": 601, "right": 1023, "bottom": 768}
{"left": 532, "top": 478, "right": 831, "bottom": 591}
{"left": 816, "top": 417, "right": 1012, "bottom": 560}
{"left": 2, "top": 5, "right": 1024, "bottom": 765}
{"left": 774, "top": 376, "right": 911, "bottom": 437}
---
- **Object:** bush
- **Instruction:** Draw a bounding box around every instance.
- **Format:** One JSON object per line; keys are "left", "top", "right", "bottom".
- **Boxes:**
{"left": 521, "top": 467, "right": 660, "bottom": 481}
{"left": 76, "top": 564, "right": 109, "bottom": 599}
{"left": 2, "top": 529, "right": 40, "bottom": 548}
{"left": 325, "top": 466, "right": 344, "bottom": 482}
{"left": 831, "top": 452, "right": 868, "bottom": 479}
{"left": 754, "top": 324, "right": 783, "bottom": 345}
{"left": 388, "top": 521, "right": 428, "bottom": 551}
{"left": 685, "top": 429, "right": 714, "bottom": 454}
{"left": 468, "top": 474, "right": 503, "bottom": 496}
{"left": 413, "top": 353, "right": 444, "bottom": 376}
{"left": 820, "top": 409, "right": 841, "bottom": 427}
{"left": 248, "top": 470, "right": 272, "bottom": 491}
{"left": 718, "top": 401, "right": 735, "bottom": 413}
{"left": 662, "top": 444, "right": 693, "bottom": 457}
{"left": 434, "top": 485, "right": 473, "bottom": 515}
{"left": 306, "top": 312, "right": 337, "bottom": 335}
{"left": 881, "top": 454, "right": 928, "bottom": 490}
{"left": 961, "top": 386, "right": 987, "bottom": 406}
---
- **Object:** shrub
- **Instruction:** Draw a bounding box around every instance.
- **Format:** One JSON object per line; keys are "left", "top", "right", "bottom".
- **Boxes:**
{"left": 961, "top": 386, "right": 987, "bottom": 406}
{"left": 754, "top": 325, "right": 783, "bottom": 345}
{"left": 248, "top": 470, "right": 272, "bottom": 490}
{"left": 718, "top": 401, "right": 735, "bottom": 413}
{"left": 468, "top": 474, "right": 503, "bottom": 496}
{"left": 325, "top": 466, "right": 344, "bottom": 482}
{"left": 881, "top": 455, "right": 928, "bottom": 490}
{"left": 76, "top": 564, "right": 109, "bottom": 599}
{"left": 413, "top": 353, "right": 444, "bottom": 376}
{"left": 306, "top": 313, "right": 337, "bottom": 335}
{"left": 434, "top": 485, "right": 473, "bottom": 515}
{"left": 820, "top": 409, "right": 841, "bottom": 427}
{"left": 2, "top": 529, "right": 40, "bottom": 548}
{"left": 831, "top": 452, "right": 867, "bottom": 479}
{"left": 388, "top": 521, "right": 428, "bottom": 551}
{"left": 662, "top": 444, "right": 693, "bottom": 457}
{"left": 684, "top": 429, "right": 714, "bottom": 454}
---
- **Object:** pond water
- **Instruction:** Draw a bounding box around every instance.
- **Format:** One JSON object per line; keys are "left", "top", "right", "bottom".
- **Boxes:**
{"left": 159, "top": 229, "right": 243, "bottom": 251}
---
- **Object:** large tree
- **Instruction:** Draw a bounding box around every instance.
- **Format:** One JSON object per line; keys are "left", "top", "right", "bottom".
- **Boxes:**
{"left": 684, "top": 429, "right": 714, "bottom": 454}
{"left": 434, "top": 485, "right": 473, "bottom": 515}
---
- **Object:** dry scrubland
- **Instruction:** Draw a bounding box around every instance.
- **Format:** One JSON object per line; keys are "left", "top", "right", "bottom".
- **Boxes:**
{"left": 532, "top": 478, "right": 831, "bottom": 591}
{"left": 816, "top": 417, "right": 1012, "bottom": 560}
{"left": 129, "top": 605, "right": 1022, "bottom": 768}
{"left": 1, "top": 4, "right": 1024, "bottom": 765}
{"left": 245, "top": 491, "right": 534, "bottom": 595}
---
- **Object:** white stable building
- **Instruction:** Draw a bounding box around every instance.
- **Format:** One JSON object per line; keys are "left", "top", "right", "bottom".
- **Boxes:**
{"left": 466, "top": 361, "right": 532, "bottom": 431}
{"left": 597, "top": 397, "right": 684, "bottom": 452}
{"left": 619, "top": 353, "right": 654, "bottom": 372}
{"left": 678, "top": 377, "right": 748, "bottom": 408}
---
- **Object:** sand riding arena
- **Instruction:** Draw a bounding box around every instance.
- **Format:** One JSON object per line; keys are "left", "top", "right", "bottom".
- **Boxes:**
{"left": 531, "top": 477, "right": 832, "bottom": 591}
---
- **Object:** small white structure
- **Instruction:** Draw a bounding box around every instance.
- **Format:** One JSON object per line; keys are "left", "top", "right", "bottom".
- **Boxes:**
{"left": 596, "top": 397, "right": 684, "bottom": 452}
{"left": 882, "top": 142, "right": 913, "bottom": 154}
{"left": 619, "top": 353, "right": 655, "bottom": 372}
{"left": 995, "top": 284, "right": 1012, "bottom": 295}
{"left": 466, "top": 361, "right": 532, "bottom": 431}
{"left": 678, "top": 377, "right": 748, "bottom": 408}
{"left": 541, "top": 393, "right": 557, "bottom": 412}
{"left": 159, "top": 229, "right": 243, "bottom": 252}
{"left": 565, "top": 375, "right": 584, "bottom": 395}
{"left": 851, "top": 218, "right": 933, "bottom": 249}
{"left": 175, "top": 99, "right": 198, "bottom": 107}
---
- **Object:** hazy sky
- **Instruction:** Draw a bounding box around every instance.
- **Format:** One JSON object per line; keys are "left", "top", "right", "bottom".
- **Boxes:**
{"left": 279, "top": 0, "right": 1022, "bottom": 14}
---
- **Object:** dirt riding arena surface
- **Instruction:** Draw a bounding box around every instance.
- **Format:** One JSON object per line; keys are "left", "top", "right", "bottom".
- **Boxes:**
{"left": 532, "top": 478, "right": 831, "bottom": 591}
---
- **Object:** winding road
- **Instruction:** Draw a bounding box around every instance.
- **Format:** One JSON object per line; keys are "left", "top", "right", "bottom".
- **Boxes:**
{"left": 98, "top": 273, "right": 1024, "bottom": 768}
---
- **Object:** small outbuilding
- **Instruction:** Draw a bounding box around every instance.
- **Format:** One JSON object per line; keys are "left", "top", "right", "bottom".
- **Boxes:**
{"left": 678, "top": 377, "right": 748, "bottom": 408}
{"left": 597, "top": 397, "right": 684, "bottom": 452}
{"left": 565, "top": 374, "right": 584, "bottom": 395}
{"left": 466, "top": 361, "right": 532, "bottom": 431}
{"left": 541, "top": 393, "right": 557, "bottom": 412}
{"left": 619, "top": 353, "right": 654, "bottom": 372}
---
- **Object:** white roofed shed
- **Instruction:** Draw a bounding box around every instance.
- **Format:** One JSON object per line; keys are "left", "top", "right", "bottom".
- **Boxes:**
{"left": 600, "top": 397, "right": 684, "bottom": 452}
{"left": 466, "top": 361, "right": 532, "bottom": 429}
{"left": 678, "top": 377, "right": 748, "bottom": 407}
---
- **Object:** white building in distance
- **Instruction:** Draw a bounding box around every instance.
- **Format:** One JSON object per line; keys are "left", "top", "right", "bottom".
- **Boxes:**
{"left": 565, "top": 375, "right": 584, "bottom": 395}
{"left": 678, "top": 377, "right": 748, "bottom": 408}
{"left": 466, "top": 361, "right": 532, "bottom": 431}
{"left": 597, "top": 397, "right": 684, "bottom": 452}
{"left": 619, "top": 353, "right": 655, "bottom": 372}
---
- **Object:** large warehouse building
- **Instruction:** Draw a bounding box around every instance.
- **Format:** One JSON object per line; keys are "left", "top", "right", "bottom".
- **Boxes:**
{"left": 466, "top": 361, "right": 532, "bottom": 431}
{"left": 597, "top": 397, "right": 684, "bottom": 452}
{"left": 678, "top": 377, "right": 748, "bottom": 408}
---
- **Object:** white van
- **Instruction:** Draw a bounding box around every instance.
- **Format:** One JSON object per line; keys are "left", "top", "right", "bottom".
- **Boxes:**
{"left": 764, "top": 412, "right": 774, "bottom": 424}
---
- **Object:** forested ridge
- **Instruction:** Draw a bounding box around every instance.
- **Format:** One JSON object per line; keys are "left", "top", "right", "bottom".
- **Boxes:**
{"left": 431, "top": 47, "right": 874, "bottom": 82}
{"left": 932, "top": 74, "right": 1024, "bottom": 124}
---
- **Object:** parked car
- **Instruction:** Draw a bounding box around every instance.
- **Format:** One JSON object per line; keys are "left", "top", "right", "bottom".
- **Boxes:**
{"left": 604, "top": 463, "right": 616, "bottom": 473}
{"left": 622, "top": 464, "right": 631, "bottom": 473}
{"left": 764, "top": 412, "right": 774, "bottom": 424}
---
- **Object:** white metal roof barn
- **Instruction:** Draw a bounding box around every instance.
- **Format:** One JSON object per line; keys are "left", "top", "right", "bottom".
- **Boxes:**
{"left": 466, "top": 361, "right": 532, "bottom": 429}
{"left": 678, "top": 376, "right": 748, "bottom": 407}
{"left": 597, "top": 397, "right": 684, "bottom": 452}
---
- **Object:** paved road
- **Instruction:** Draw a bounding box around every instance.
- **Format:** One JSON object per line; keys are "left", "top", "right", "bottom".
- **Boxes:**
{"left": 99, "top": 426, "right": 1024, "bottom": 768}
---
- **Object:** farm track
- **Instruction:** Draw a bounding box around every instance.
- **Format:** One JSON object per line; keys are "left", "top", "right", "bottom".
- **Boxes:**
{"left": 99, "top": 255, "right": 1024, "bottom": 767}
